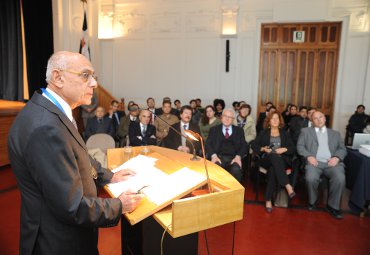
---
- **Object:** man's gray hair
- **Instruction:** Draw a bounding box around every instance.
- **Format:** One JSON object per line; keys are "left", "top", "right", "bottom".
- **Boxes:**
{"left": 45, "top": 52, "right": 68, "bottom": 83}
{"left": 222, "top": 108, "right": 235, "bottom": 116}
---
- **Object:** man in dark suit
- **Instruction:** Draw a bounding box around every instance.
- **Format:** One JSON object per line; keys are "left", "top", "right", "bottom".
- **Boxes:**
{"left": 297, "top": 111, "right": 347, "bottom": 219}
{"left": 206, "top": 109, "right": 248, "bottom": 183}
{"left": 164, "top": 105, "right": 200, "bottom": 154}
{"left": 84, "top": 106, "right": 115, "bottom": 141}
{"left": 256, "top": 102, "right": 273, "bottom": 134}
{"left": 107, "top": 99, "right": 125, "bottom": 131}
{"left": 129, "top": 109, "right": 157, "bottom": 146}
{"left": 117, "top": 104, "right": 140, "bottom": 146}
{"left": 289, "top": 106, "right": 308, "bottom": 144}
{"left": 7, "top": 51, "right": 144, "bottom": 255}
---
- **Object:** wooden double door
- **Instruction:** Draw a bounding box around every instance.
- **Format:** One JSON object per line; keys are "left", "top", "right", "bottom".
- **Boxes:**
{"left": 257, "top": 22, "right": 341, "bottom": 126}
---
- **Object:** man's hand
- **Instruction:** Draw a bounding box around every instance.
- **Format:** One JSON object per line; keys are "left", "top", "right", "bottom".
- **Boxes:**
{"left": 111, "top": 169, "right": 136, "bottom": 183}
{"left": 231, "top": 155, "right": 242, "bottom": 168}
{"left": 177, "top": 146, "right": 190, "bottom": 153}
{"left": 327, "top": 157, "right": 339, "bottom": 167}
{"left": 118, "top": 192, "right": 145, "bottom": 214}
{"left": 211, "top": 154, "right": 222, "bottom": 165}
{"left": 307, "top": 156, "right": 318, "bottom": 167}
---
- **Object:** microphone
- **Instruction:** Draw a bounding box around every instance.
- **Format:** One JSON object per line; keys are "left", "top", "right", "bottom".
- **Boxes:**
{"left": 152, "top": 112, "right": 199, "bottom": 161}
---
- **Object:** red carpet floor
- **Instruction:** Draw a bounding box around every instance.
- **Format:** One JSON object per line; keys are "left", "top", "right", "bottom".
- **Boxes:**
{"left": 1, "top": 165, "right": 370, "bottom": 255}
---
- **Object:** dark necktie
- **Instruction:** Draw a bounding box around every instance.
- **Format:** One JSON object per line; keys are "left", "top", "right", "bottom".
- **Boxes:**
{"left": 225, "top": 127, "right": 230, "bottom": 139}
{"left": 183, "top": 124, "right": 188, "bottom": 130}
{"left": 142, "top": 126, "right": 147, "bottom": 136}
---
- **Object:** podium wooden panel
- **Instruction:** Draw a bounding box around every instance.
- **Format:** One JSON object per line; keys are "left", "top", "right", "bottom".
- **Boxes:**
{"left": 107, "top": 146, "right": 245, "bottom": 238}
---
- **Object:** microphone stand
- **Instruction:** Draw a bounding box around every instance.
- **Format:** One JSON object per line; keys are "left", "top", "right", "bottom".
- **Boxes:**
{"left": 153, "top": 113, "right": 199, "bottom": 161}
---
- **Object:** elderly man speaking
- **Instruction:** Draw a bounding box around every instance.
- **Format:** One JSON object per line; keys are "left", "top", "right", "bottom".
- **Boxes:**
{"left": 8, "top": 51, "right": 144, "bottom": 255}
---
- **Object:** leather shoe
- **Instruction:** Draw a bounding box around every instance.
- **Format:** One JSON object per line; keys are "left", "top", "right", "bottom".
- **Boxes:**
{"left": 288, "top": 191, "right": 296, "bottom": 199}
{"left": 308, "top": 204, "right": 317, "bottom": 211}
{"left": 327, "top": 206, "right": 343, "bottom": 220}
{"left": 265, "top": 206, "right": 272, "bottom": 213}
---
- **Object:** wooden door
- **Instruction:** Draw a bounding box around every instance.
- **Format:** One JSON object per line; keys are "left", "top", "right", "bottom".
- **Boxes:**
{"left": 257, "top": 22, "right": 341, "bottom": 126}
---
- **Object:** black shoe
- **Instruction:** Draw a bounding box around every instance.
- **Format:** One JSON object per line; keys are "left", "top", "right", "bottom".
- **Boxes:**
{"left": 265, "top": 206, "right": 272, "bottom": 213}
{"left": 289, "top": 191, "right": 296, "bottom": 199}
{"left": 308, "top": 204, "right": 317, "bottom": 211}
{"left": 327, "top": 206, "right": 343, "bottom": 220}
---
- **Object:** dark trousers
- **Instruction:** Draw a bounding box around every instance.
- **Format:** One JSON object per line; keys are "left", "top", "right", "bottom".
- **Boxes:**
{"left": 260, "top": 153, "right": 290, "bottom": 201}
{"left": 216, "top": 155, "right": 242, "bottom": 183}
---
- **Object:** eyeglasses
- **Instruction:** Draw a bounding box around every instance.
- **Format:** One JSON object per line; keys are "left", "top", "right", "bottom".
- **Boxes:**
{"left": 59, "top": 69, "right": 97, "bottom": 82}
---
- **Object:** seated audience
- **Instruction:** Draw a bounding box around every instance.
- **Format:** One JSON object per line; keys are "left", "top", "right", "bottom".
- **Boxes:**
{"left": 282, "top": 103, "right": 292, "bottom": 125}
{"left": 156, "top": 97, "right": 179, "bottom": 117}
{"left": 154, "top": 100, "right": 179, "bottom": 144}
{"left": 163, "top": 105, "right": 200, "bottom": 154}
{"left": 106, "top": 100, "right": 126, "bottom": 131}
{"left": 251, "top": 111, "right": 296, "bottom": 213}
{"left": 345, "top": 104, "right": 368, "bottom": 145}
{"left": 117, "top": 104, "right": 139, "bottom": 145}
{"left": 196, "top": 98, "right": 204, "bottom": 113}
{"left": 199, "top": 105, "right": 221, "bottom": 141}
{"left": 213, "top": 98, "right": 225, "bottom": 119}
{"left": 234, "top": 104, "right": 256, "bottom": 144}
{"left": 256, "top": 101, "right": 274, "bottom": 134}
{"left": 190, "top": 99, "right": 202, "bottom": 125}
{"left": 84, "top": 106, "right": 115, "bottom": 141}
{"left": 232, "top": 101, "right": 240, "bottom": 116}
{"left": 174, "top": 99, "right": 182, "bottom": 111}
{"left": 206, "top": 109, "right": 247, "bottom": 183}
{"left": 284, "top": 104, "right": 298, "bottom": 130}
{"left": 297, "top": 111, "right": 346, "bottom": 219}
{"left": 289, "top": 106, "right": 308, "bottom": 144}
{"left": 129, "top": 109, "right": 157, "bottom": 146}
{"left": 147, "top": 97, "right": 158, "bottom": 124}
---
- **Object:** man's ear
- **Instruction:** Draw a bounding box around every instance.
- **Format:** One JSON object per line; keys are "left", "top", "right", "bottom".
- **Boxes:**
{"left": 52, "top": 69, "right": 64, "bottom": 88}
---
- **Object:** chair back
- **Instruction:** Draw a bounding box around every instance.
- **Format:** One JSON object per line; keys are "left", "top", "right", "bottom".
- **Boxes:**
{"left": 86, "top": 134, "right": 116, "bottom": 153}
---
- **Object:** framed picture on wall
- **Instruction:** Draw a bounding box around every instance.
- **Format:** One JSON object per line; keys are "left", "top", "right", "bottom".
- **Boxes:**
{"left": 293, "top": 31, "right": 305, "bottom": 43}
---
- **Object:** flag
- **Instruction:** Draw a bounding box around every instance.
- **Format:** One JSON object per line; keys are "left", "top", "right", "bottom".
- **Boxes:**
{"left": 79, "top": 10, "right": 90, "bottom": 60}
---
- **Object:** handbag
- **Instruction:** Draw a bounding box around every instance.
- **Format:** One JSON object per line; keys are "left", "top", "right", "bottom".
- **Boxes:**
{"left": 274, "top": 189, "right": 288, "bottom": 208}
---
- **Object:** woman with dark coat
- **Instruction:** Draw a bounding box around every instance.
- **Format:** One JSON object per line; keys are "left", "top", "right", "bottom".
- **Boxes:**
{"left": 251, "top": 111, "right": 296, "bottom": 213}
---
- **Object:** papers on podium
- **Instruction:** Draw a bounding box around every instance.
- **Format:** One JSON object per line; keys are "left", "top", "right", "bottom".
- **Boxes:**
{"left": 106, "top": 155, "right": 207, "bottom": 205}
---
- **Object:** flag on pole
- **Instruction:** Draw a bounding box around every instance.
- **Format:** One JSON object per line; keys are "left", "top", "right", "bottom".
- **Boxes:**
{"left": 79, "top": 9, "right": 90, "bottom": 60}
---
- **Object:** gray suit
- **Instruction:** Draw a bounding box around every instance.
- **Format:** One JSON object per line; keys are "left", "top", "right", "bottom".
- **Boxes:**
{"left": 297, "top": 127, "right": 347, "bottom": 210}
{"left": 8, "top": 92, "right": 122, "bottom": 255}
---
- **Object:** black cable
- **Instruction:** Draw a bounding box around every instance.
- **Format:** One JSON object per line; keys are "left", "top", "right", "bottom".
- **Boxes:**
{"left": 204, "top": 230, "right": 210, "bottom": 255}
{"left": 231, "top": 222, "right": 236, "bottom": 255}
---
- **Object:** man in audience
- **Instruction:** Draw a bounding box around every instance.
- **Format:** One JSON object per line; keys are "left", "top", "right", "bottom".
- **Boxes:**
{"left": 190, "top": 99, "right": 202, "bottom": 125}
{"left": 297, "top": 111, "right": 347, "bottom": 219}
{"left": 156, "top": 97, "right": 179, "bottom": 117}
{"left": 345, "top": 104, "right": 368, "bottom": 145}
{"left": 147, "top": 97, "right": 158, "bottom": 124}
{"left": 84, "top": 106, "right": 115, "bottom": 141}
{"left": 154, "top": 100, "right": 179, "bottom": 144}
{"left": 164, "top": 105, "right": 200, "bottom": 154}
{"left": 196, "top": 98, "right": 204, "bottom": 113}
{"left": 206, "top": 109, "right": 248, "bottom": 183}
{"left": 289, "top": 106, "right": 308, "bottom": 144}
{"left": 304, "top": 107, "right": 315, "bottom": 127}
{"left": 256, "top": 101, "right": 273, "bottom": 134}
{"left": 129, "top": 109, "right": 157, "bottom": 146}
{"left": 174, "top": 99, "right": 182, "bottom": 111}
{"left": 107, "top": 100, "right": 126, "bottom": 131}
{"left": 117, "top": 104, "right": 139, "bottom": 146}
{"left": 232, "top": 101, "right": 240, "bottom": 117}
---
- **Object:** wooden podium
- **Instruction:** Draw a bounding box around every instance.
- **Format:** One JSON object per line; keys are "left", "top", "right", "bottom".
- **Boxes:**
{"left": 107, "top": 146, "right": 245, "bottom": 254}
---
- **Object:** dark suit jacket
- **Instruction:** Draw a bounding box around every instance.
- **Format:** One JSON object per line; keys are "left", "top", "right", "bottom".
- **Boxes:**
{"left": 251, "top": 128, "right": 296, "bottom": 165}
{"left": 163, "top": 122, "right": 201, "bottom": 154}
{"left": 206, "top": 124, "right": 248, "bottom": 158}
{"left": 129, "top": 122, "right": 157, "bottom": 146}
{"left": 84, "top": 116, "right": 115, "bottom": 141}
{"left": 106, "top": 111, "right": 125, "bottom": 131}
{"left": 289, "top": 116, "right": 308, "bottom": 144}
{"left": 256, "top": 112, "right": 267, "bottom": 134}
{"left": 8, "top": 92, "right": 121, "bottom": 255}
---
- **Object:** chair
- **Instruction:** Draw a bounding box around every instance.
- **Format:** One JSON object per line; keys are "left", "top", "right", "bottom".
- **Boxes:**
{"left": 86, "top": 133, "right": 116, "bottom": 153}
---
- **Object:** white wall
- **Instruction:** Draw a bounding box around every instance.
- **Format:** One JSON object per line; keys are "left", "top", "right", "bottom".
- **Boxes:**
{"left": 52, "top": 0, "right": 370, "bottom": 136}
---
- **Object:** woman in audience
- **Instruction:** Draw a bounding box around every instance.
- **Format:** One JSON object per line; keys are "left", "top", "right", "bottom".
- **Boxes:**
{"left": 345, "top": 105, "right": 368, "bottom": 145}
{"left": 199, "top": 105, "right": 221, "bottom": 141}
{"left": 251, "top": 111, "right": 296, "bottom": 213}
{"left": 234, "top": 104, "right": 256, "bottom": 144}
{"left": 213, "top": 99, "right": 225, "bottom": 119}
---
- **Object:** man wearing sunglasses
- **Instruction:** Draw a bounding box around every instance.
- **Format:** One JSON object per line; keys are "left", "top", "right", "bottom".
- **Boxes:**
{"left": 8, "top": 51, "right": 144, "bottom": 255}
